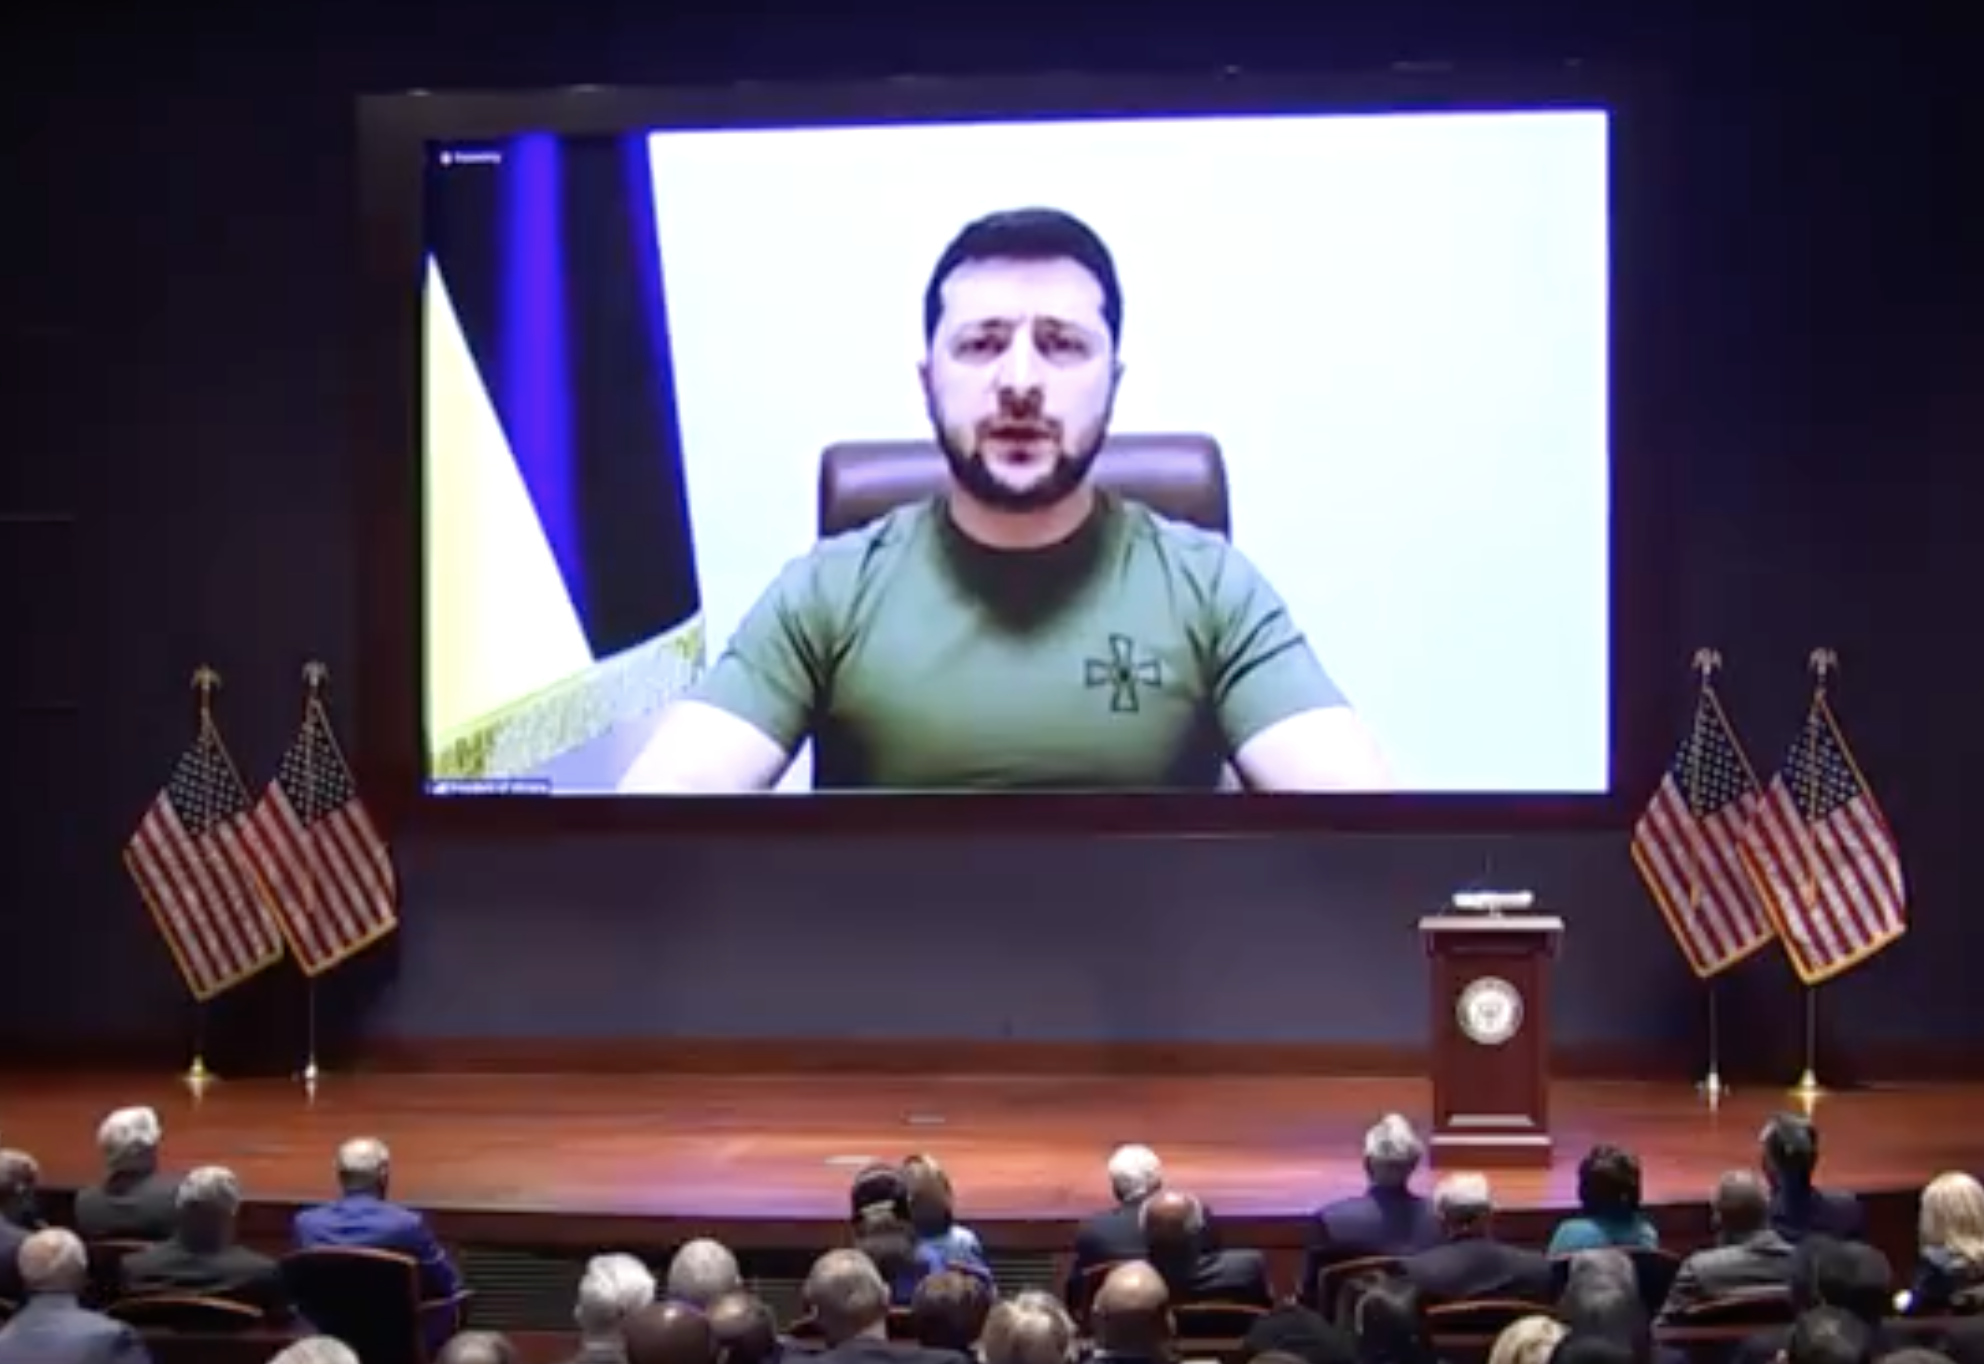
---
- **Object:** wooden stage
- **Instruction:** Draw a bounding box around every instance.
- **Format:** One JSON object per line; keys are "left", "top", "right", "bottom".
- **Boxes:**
{"left": 5, "top": 1070, "right": 1982, "bottom": 1250}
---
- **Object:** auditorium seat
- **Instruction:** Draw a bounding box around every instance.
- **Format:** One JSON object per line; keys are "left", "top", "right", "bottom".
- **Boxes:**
{"left": 108, "top": 1293, "right": 265, "bottom": 1330}
{"left": 1175, "top": 1300, "right": 1272, "bottom": 1337}
{"left": 85, "top": 1237, "right": 152, "bottom": 1307}
{"left": 1427, "top": 1298, "right": 1548, "bottom": 1335}
{"left": 283, "top": 1244, "right": 467, "bottom": 1364}
{"left": 1659, "top": 1288, "right": 1795, "bottom": 1329}
{"left": 135, "top": 1330, "right": 295, "bottom": 1364}
{"left": 1313, "top": 1254, "right": 1405, "bottom": 1326}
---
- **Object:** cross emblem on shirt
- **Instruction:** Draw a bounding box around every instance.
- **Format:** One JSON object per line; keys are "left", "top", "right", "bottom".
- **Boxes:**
{"left": 1084, "top": 634, "right": 1163, "bottom": 714}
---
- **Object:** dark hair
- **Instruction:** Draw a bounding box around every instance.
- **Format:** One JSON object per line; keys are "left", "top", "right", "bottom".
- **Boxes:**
{"left": 922, "top": 207, "right": 1124, "bottom": 347}
{"left": 1352, "top": 1277, "right": 1436, "bottom": 1364}
{"left": 1763, "top": 1113, "right": 1820, "bottom": 1187}
{"left": 1792, "top": 1237, "right": 1893, "bottom": 1325}
{"left": 910, "top": 1269, "right": 994, "bottom": 1353}
{"left": 1547, "top": 1333, "right": 1640, "bottom": 1364}
{"left": 1577, "top": 1146, "right": 1643, "bottom": 1220}
{"left": 1244, "top": 1307, "right": 1359, "bottom": 1364}
{"left": 903, "top": 1155, "right": 957, "bottom": 1238}
{"left": 1786, "top": 1307, "right": 1874, "bottom": 1364}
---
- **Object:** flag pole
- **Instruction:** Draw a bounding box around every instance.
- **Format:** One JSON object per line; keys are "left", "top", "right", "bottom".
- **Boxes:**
{"left": 1686, "top": 648, "right": 1728, "bottom": 1105}
{"left": 1790, "top": 648, "right": 1837, "bottom": 1102}
{"left": 297, "top": 660, "right": 328, "bottom": 1093}
{"left": 184, "top": 666, "right": 223, "bottom": 1093}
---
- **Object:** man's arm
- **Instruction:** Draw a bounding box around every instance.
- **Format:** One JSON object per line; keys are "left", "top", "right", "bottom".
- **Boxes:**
{"left": 618, "top": 556, "right": 833, "bottom": 793}
{"left": 1204, "top": 547, "right": 1392, "bottom": 792}
{"left": 406, "top": 1213, "right": 462, "bottom": 1300}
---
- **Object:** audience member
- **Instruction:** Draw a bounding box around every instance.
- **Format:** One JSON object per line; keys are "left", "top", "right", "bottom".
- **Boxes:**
{"left": 439, "top": 1330, "right": 524, "bottom": 1364}
{"left": 0, "top": 1151, "right": 32, "bottom": 1305}
{"left": 1091, "top": 1261, "right": 1174, "bottom": 1364}
{"left": 1069, "top": 1145, "right": 1166, "bottom": 1298}
{"left": 710, "top": 1292, "right": 784, "bottom": 1364}
{"left": 1557, "top": 1270, "right": 1681, "bottom": 1364}
{"left": 904, "top": 1155, "right": 992, "bottom": 1279}
{"left": 1488, "top": 1316, "right": 1568, "bottom": 1364}
{"left": 1351, "top": 1276, "right": 1439, "bottom": 1364}
{"left": 802, "top": 1249, "right": 962, "bottom": 1364}
{"left": 568, "top": 1252, "right": 658, "bottom": 1364}
{"left": 73, "top": 1108, "right": 177, "bottom": 1243}
{"left": 1141, "top": 1188, "right": 1272, "bottom": 1307}
{"left": 119, "top": 1165, "right": 287, "bottom": 1318}
{"left": 1658, "top": 1171, "right": 1795, "bottom": 1322}
{"left": 622, "top": 1301, "right": 717, "bottom": 1364}
{"left": 1405, "top": 1174, "right": 1554, "bottom": 1303}
{"left": 1908, "top": 1173, "right": 1984, "bottom": 1313}
{"left": 909, "top": 1268, "right": 993, "bottom": 1353}
{"left": 981, "top": 1291, "right": 1079, "bottom": 1364}
{"left": 851, "top": 1166, "right": 941, "bottom": 1306}
{"left": 1781, "top": 1307, "right": 1874, "bottom": 1364}
{"left": 1305, "top": 1116, "right": 1444, "bottom": 1304}
{"left": 1737, "top": 1237, "right": 1897, "bottom": 1364}
{"left": 292, "top": 1134, "right": 463, "bottom": 1347}
{"left": 1550, "top": 1147, "right": 1659, "bottom": 1255}
{"left": 268, "top": 1340, "right": 362, "bottom": 1364}
{"left": 0, "top": 1227, "right": 149, "bottom": 1364}
{"left": 667, "top": 1238, "right": 743, "bottom": 1307}
{"left": 1245, "top": 1304, "right": 1361, "bottom": 1364}
{"left": 1761, "top": 1116, "right": 1865, "bottom": 1244}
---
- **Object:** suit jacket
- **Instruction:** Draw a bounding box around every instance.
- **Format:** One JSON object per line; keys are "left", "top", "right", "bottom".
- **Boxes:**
{"left": 1404, "top": 1238, "right": 1554, "bottom": 1304}
{"left": 72, "top": 1173, "right": 179, "bottom": 1244}
{"left": 816, "top": 1336, "right": 966, "bottom": 1364}
{"left": 0, "top": 1220, "right": 24, "bottom": 1304}
{"left": 1302, "top": 1187, "right": 1443, "bottom": 1302}
{"left": 1157, "top": 1249, "right": 1274, "bottom": 1307}
{"left": 0, "top": 1294, "right": 150, "bottom": 1364}
{"left": 1769, "top": 1187, "right": 1864, "bottom": 1243}
{"left": 292, "top": 1193, "right": 463, "bottom": 1302}
{"left": 1067, "top": 1201, "right": 1148, "bottom": 1301}
{"left": 1656, "top": 1230, "right": 1796, "bottom": 1323}
{"left": 120, "top": 1238, "right": 288, "bottom": 1318}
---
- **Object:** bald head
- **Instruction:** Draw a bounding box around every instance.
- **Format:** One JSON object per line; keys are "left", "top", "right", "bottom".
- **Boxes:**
{"left": 623, "top": 1300, "right": 717, "bottom": 1364}
{"left": 435, "top": 1331, "right": 520, "bottom": 1364}
{"left": 1139, "top": 1189, "right": 1207, "bottom": 1265}
{"left": 18, "top": 1227, "right": 89, "bottom": 1296}
{"left": 708, "top": 1293, "right": 780, "bottom": 1364}
{"left": 1092, "top": 1261, "right": 1171, "bottom": 1356}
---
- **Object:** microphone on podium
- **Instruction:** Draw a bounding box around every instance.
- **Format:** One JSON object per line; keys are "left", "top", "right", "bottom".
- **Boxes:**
{"left": 1449, "top": 889, "right": 1535, "bottom": 916}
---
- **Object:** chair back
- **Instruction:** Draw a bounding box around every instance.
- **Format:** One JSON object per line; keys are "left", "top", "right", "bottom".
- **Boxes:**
{"left": 1662, "top": 1289, "right": 1795, "bottom": 1328}
{"left": 1628, "top": 1247, "right": 1684, "bottom": 1316}
{"left": 817, "top": 434, "right": 1231, "bottom": 538}
{"left": 108, "top": 1293, "right": 265, "bottom": 1330}
{"left": 1315, "top": 1255, "right": 1405, "bottom": 1327}
{"left": 1426, "top": 1298, "right": 1550, "bottom": 1335}
{"left": 1175, "top": 1299, "right": 1272, "bottom": 1338}
{"left": 86, "top": 1238, "right": 154, "bottom": 1307}
{"left": 282, "top": 1246, "right": 428, "bottom": 1364}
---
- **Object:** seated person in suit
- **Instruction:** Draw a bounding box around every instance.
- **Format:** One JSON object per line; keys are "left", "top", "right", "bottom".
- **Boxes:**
{"left": 618, "top": 206, "right": 1390, "bottom": 795}
{"left": 1404, "top": 1174, "right": 1554, "bottom": 1304}
{"left": 567, "top": 1253, "right": 657, "bottom": 1364}
{"left": 292, "top": 1136, "right": 463, "bottom": 1316}
{"left": 1090, "top": 1262, "right": 1176, "bottom": 1364}
{"left": 1348, "top": 1276, "right": 1439, "bottom": 1364}
{"left": 0, "top": 1150, "right": 38, "bottom": 1305}
{"left": 1656, "top": 1170, "right": 1795, "bottom": 1323}
{"left": 1068, "top": 1144, "right": 1165, "bottom": 1301}
{"left": 980, "top": 1292, "right": 1080, "bottom": 1364}
{"left": 72, "top": 1107, "right": 178, "bottom": 1243}
{"left": 1559, "top": 1266, "right": 1687, "bottom": 1364}
{"left": 909, "top": 1269, "right": 994, "bottom": 1354}
{"left": 904, "top": 1155, "right": 992, "bottom": 1282}
{"left": 1549, "top": 1146, "right": 1659, "bottom": 1256}
{"left": 1733, "top": 1238, "right": 1897, "bottom": 1364}
{"left": 1140, "top": 1189, "right": 1272, "bottom": 1307}
{"left": 1244, "top": 1305, "right": 1361, "bottom": 1364}
{"left": 1304, "top": 1114, "right": 1444, "bottom": 1304}
{"left": 119, "top": 1165, "right": 287, "bottom": 1318}
{"left": 799, "top": 1249, "right": 967, "bottom": 1364}
{"left": 664, "top": 1238, "right": 742, "bottom": 1308}
{"left": 1903, "top": 1171, "right": 1984, "bottom": 1314}
{"left": 0, "top": 1228, "right": 149, "bottom": 1364}
{"left": 709, "top": 1293, "right": 786, "bottom": 1364}
{"left": 849, "top": 1166, "right": 949, "bottom": 1307}
{"left": 1760, "top": 1114, "right": 1864, "bottom": 1244}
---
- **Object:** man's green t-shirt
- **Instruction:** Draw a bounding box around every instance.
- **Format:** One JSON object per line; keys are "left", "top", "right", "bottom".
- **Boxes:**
{"left": 690, "top": 493, "right": 1344, "bottom": 790}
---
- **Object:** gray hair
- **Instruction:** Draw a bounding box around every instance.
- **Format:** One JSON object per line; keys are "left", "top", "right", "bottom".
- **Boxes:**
{"left": 1713, "top": 1168, "right": 1770, "bottom": 1233}
{"left": 0, "top": 1148, "right": 38, "bottom": 1198}
{"left": 1434, "top": 1172, "right": 1493, "bottom": 1221}
{"left": 576, "top": 1253, "right": 658, "bottom": 1339}
{"left": 177, "top": 1165, "right": 243, "bottom": 1215}
{"left": 982, "top": 1291, "right": 1079, "bottom": 1364}
{"left": 666, "top": 1236, "right": 742, "bottom": 1307}
{"left": 19, "top": 1227, "right": 89, "bottom": 1295}
{"left": 1362, "top": 1114, "right": 1424, "bottom": 1186}
{"left": 804, "top": 1249, "right": 889, "bottom": 1342}
{"left": 335, "top": 1137, "right": 390, "bottom": 1192}
{"left": 1562, "top": 1247, "right": 1634, "bottom": 1291}
{"left": 1107, "top": 1144, "right": 1164, "bottom": 1202}
{"left": 268, "top": 1340, "right": 364, "bottom": 1364}
{"left": 96, "top": 1106, "right": 162, "bottom": 1173}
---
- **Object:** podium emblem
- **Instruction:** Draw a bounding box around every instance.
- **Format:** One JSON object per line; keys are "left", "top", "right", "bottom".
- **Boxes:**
{"left": 1457, "top": 976, "right": 1524, "bottom": 1046}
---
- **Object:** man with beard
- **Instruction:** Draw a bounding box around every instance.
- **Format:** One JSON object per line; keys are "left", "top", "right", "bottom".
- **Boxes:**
{"left": 619, "top": 207, "right": 1387, "bottom": 792}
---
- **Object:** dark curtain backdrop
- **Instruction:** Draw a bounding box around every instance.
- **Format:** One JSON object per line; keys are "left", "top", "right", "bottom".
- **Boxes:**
{"left": 4, "top": 7, "right": 1978, "bottom": 1080}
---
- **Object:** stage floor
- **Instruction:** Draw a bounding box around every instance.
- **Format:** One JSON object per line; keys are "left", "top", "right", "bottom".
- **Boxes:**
{"left": 5, "top": 1071, "right": 1981, "bottom": 1233}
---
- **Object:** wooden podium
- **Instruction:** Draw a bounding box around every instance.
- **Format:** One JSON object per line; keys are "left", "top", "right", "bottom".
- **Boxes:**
{"left": 1419, "top": 914, "right": 1564, "bottom": 1168}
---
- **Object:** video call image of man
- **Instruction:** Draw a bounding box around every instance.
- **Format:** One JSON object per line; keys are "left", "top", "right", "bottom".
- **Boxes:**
{"left": 619, "top": 207, "right": 1391, "bottom": 793}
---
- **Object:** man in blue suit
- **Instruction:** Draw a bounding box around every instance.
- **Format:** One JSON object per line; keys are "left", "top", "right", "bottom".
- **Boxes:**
{"left": 1301, "top": 1114, "right": 1444, "bottom": 1307}
{"left": 0, "top": 1228, "right": 149, "bottom": 1363}
{"left": 292, "top": 1135, "right": 464, "bottom": 1340}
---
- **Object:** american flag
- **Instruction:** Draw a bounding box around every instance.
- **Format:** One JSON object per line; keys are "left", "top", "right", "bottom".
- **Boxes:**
{"left": 1629, "top": 686, "right": 1777, "bottom": 977}
{"left": 1742, "top": 696, "right": 1905, "bottom": 985}
{"left": 123, "top": 718, "right": 287, "bottom": 1000}
{"left": 243, "top": 698, "right": 399, "bottom": 975}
